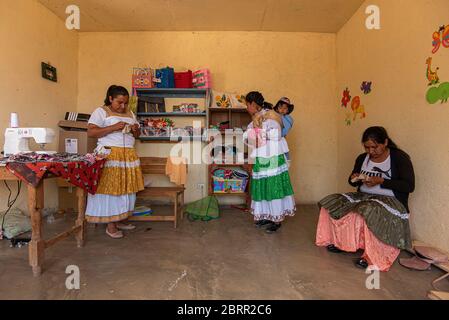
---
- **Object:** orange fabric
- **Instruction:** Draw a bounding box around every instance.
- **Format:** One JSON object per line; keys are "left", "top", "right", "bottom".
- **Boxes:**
{"left": 316, "top": 208, "right": 400, "bottom": 272}
{"left": 165, "top": 156, "right": 187, "bottom": 185}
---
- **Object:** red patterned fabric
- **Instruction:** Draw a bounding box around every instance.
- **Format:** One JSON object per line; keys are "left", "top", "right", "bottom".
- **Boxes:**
{"left": 6, "top": 160, "right": 106, "bottom": 195}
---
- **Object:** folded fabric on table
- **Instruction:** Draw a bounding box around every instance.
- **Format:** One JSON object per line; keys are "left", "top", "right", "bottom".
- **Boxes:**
{"left": 5, "top": 152, "right": 106, "bottom": 194}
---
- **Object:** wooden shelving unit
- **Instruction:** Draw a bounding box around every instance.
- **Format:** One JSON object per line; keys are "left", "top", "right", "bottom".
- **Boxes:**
{"left": 207, "top": 107, "right": 252, "bottom": 208}
{"left": 135, "top": 88, "right": 210, "bottom": 143}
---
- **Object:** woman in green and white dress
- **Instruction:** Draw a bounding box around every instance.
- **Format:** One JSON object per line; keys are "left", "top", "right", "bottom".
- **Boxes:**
{"left": 244, "top": 91, "right": 296, "bottom": 233}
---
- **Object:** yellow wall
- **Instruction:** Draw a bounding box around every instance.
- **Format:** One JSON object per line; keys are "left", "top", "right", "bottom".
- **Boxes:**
{"left": 336, "top": 0, "right": 449, "bottom": 252}
{"left": 0, "top": 0, "right": 78, "bottom": 212}
{"left": 77, "top": 31, "right": 338, "bottom": 203}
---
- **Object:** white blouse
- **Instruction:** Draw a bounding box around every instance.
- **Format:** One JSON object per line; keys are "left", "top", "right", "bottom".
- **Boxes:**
{"left": 88, "top": 107, "right": 139, "bottom": 148}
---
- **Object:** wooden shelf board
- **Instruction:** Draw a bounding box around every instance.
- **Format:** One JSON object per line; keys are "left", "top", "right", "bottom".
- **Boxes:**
{"left": 212, "top": 192, "right": 247, "bottom": 196}
{"left": 137, "top": 112, "right": 206, "bottom": 117}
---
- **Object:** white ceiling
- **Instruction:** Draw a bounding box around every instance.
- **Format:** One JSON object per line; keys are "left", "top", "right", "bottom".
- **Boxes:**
{"left": 38, "top": 0, "right": 365, "bottom": 33}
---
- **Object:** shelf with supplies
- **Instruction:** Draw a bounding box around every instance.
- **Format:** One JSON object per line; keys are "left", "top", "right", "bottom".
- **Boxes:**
{"left": 136, "top": 112, "right": 206, "bottom": 117}
{"left": 207, "top": 96, "right": 252, "bottom": 205}
{"left": 135, "top": 88, "right": 211, "bottom": 143}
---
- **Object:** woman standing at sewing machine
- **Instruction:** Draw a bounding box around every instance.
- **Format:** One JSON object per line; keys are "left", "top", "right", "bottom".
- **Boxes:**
{"left": 86, "top": 85, "right": 144, "bottom": 239}
{"left": 244, "top": 91, "right": 296, "bottom": 233}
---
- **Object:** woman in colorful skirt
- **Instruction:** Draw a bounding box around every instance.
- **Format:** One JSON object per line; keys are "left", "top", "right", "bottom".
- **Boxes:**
{"left": 244, "top": 91, "right": 296, "bottom": 234}
{"left": 316, "top": 126, "right": 415, "bottom": 271}
{"left": 86, "top": 85, "right": 144, "bottom": 239}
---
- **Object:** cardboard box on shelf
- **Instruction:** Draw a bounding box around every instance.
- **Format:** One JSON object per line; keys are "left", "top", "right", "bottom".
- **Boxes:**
{"left": 58, "top": 120, "right": 97, "bottom": 154}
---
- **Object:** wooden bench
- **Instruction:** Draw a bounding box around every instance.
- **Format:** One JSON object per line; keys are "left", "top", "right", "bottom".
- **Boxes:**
{"left": 128, "top": 157, "right": 185, "bottom": 228}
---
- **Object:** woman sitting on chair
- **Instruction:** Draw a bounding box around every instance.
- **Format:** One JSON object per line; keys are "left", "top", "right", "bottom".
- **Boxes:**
{"left": 316, "top": 126, "right": 415, "bottom": 271}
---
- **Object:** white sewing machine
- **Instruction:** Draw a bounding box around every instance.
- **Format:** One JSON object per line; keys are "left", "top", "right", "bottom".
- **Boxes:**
{"left": 3, "top": 128, "right": 56, "bottom": 156}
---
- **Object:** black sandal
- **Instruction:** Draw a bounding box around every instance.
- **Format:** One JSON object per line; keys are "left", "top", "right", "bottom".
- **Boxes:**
{"left": 326, "top": 244, "right": 343, "bottom": 253}
{"left": 265, "top": 223, "right": 281, "bottom": 234}
{"left": 255, "top": 220, "right": 272, "bottom": 228}
{"left": 354, "top": 258, "right": 369, "bottom": 269}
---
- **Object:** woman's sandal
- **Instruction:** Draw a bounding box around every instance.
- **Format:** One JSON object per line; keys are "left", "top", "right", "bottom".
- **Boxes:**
{"left": 117, "top": 223, "right": 136, "bottom": 231}
{"left": 106, "top": 229, "right": 124, "bottom": 239}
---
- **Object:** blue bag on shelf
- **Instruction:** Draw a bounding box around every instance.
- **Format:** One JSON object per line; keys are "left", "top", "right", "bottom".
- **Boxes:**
{"left": 154, "top": 67, "right": 175, "bottom": 88}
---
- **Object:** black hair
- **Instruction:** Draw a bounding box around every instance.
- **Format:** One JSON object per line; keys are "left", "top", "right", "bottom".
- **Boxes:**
{"left": 245, "top": 91, "right": 272, "bottom": 110}
{"left": 362, "top": 126, "right": 398, "bottom": 150}
{"left": 104, "top": 85, "right": 129, "bottom": 106}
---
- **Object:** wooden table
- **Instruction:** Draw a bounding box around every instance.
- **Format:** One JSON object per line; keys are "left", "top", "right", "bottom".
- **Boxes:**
{"left": 0, "top": 166, "right": 87, "bottom": 276}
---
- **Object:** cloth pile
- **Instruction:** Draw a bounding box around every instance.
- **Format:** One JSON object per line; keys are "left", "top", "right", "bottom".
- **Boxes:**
{"left": 3, "top": 152, "right": 106, "bottom": 194}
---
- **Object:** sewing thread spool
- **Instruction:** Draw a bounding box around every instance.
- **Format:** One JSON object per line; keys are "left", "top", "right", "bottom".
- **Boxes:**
{"left": 10, "top": 113, "right": 19, "bottom": 128}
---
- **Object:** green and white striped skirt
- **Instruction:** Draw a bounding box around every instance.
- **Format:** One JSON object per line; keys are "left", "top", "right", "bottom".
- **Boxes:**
{"left": 250, "top": 154, "right": 296, "bottom": 222}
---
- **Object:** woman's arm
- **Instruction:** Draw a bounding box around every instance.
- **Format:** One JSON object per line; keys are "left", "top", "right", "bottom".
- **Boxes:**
{"left": 381, "top": 151, "right": 415, "bottom": 193}
{"left": 87, "top": 122, "right": 126, "bottom": 138}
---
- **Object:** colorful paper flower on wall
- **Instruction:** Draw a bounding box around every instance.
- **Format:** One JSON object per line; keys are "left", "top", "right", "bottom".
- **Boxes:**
{"left": 341, "top": 88, "right": 351, "bottom": 108}
{"left": 361, "top": 81, "right": 372, "bottom": 94}
{"left": 432, "top": 25, "right": 449, "bottom": 54}
{"left": 351, "top": 96, "right": 366, "bottom": 121}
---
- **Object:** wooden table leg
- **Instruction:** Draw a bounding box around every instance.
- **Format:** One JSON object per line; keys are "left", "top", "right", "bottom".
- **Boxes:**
{"left": 75, "top": 188, "right": 86, "bottom": 248}
{"left": 173, "top": 194, "right": 178, "bottom": 229}
{"left": 28, "top": 183, "right": 45, "bottom": 277}
{"left": 180, "top": 192, "right": 184, "bottom": 219}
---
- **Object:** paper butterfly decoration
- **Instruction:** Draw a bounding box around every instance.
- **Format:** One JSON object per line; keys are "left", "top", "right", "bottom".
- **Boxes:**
{"left": 432, "top": 25, "right": 449, "bottom": 54}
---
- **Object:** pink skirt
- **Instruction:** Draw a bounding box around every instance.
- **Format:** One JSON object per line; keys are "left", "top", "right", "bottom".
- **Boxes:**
{"left": 315, "top": 208, "right": 400, "bottom": 271}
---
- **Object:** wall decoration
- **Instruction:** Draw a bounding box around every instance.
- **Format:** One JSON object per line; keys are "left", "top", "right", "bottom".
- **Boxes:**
{"left": 432, "top": 25, "right": 449, "bottom": 54}
{"left": 345, "top": 112, "right": 352, "bottom": 126}
{"left": 361, "top": 81, "right": 372, "bottom": 94}
{"left": 350, "top": 96, "right": 366, "bottom": 121}
{"left": 211, "top": 91, "right": 231, "bottom": 108}
{"left": 41, "top": 62, "right": 57, "bottom": 82}
{"left": 426, "top": 82, "right": 449, "bottom": 104}
{"left": 426, "top": 57, "right": 440, "bottom": 86}
{"left": 341, "top": 88, "right": 351, "bottom": 108}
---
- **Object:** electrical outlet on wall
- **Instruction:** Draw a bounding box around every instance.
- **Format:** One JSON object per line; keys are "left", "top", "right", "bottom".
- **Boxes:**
{"left": 197, "top": 183, "right": 205, "bottom": 198}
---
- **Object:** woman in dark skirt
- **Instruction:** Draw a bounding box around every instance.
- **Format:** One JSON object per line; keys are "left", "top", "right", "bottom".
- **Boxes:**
{"left": 316, "top": 126, "right": 415, "bottom": 271}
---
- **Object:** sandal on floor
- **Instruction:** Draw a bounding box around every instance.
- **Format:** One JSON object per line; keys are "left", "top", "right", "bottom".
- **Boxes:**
{"left": 327, "top": 244, "right": 344, "bottom": 254}
{"left": 117, "top": 223, "right": 136, "bottom": 231}
{"left": 354, "top": 258, "right": 369, "bottom": 269}
{"left": 106, "top": 229, "right": 124, "bottom": 239}
{"left": 255, "top": 220, "right": 272, "bottom": 229}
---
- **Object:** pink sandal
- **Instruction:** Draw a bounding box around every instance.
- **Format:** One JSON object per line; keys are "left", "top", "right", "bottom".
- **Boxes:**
{"left": 106, "top": 229, "right": 124, "bottom": 239}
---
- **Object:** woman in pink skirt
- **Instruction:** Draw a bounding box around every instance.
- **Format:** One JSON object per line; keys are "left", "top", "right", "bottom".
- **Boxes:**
{"left": 316, "top": 127, "right": 415, "bottom": 271}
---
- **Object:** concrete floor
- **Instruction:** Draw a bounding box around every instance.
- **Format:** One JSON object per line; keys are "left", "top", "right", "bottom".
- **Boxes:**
{"left": 1, "top": 205, "right": 448, "bottom": 300}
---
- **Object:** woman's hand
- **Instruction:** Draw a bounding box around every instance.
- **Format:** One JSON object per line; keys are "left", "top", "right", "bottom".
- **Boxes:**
{"left": 111, "top": 121, "right": 127, "bottom": 132}
{"left": 131, "top": 124, "right": 140, "bottom": 138}
{"left": 351, "top": 173, "right": 360, "bottom": 181}
{"left": 364, "top": 176, "right": 384, "bottom": 187}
